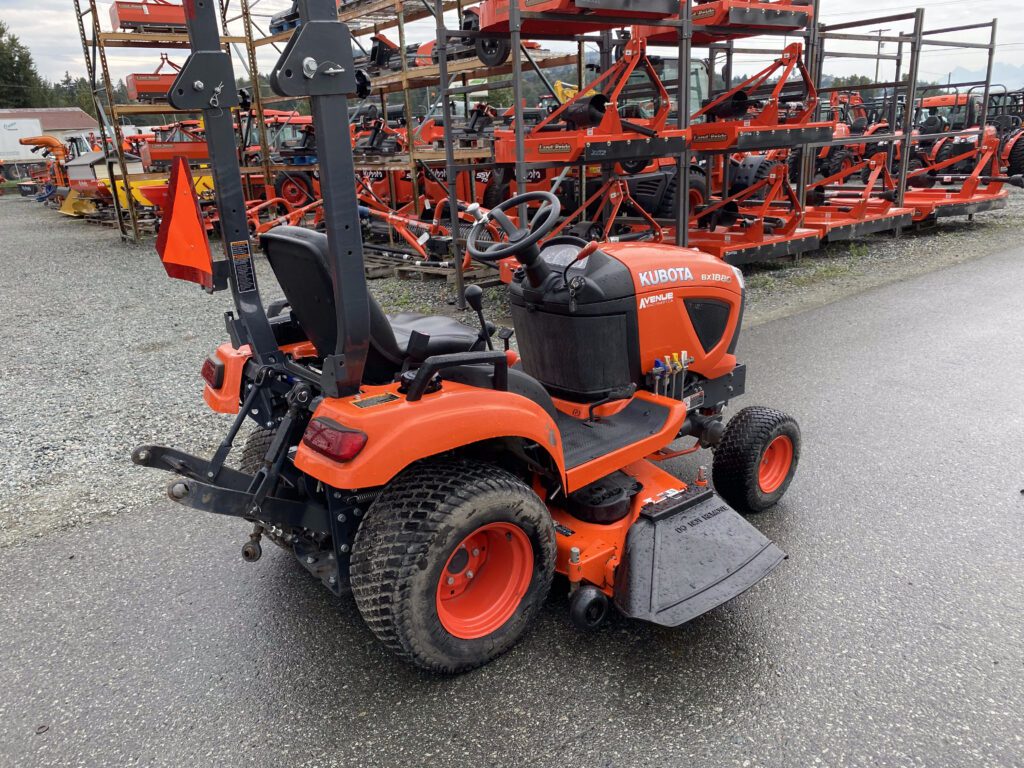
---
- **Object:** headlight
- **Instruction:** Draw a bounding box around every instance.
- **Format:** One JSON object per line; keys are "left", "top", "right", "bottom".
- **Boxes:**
{"left": 731, "top": 265, "right": 745, "bottom": 289}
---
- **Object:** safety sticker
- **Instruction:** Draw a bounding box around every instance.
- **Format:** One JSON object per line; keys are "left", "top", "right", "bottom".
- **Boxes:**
{"left": 683, "top": 390, "right": 705, "bottom": 409}
{"left": 352, "top": 393, "right": 400, "bottom": 409}
{"left": 230, "top": 240, "right": 256, "bottom": 293}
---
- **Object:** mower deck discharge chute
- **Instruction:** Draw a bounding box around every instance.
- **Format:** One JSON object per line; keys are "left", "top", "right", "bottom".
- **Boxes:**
{"left": 135, "top": 0, "right": 800, "bottom": 674}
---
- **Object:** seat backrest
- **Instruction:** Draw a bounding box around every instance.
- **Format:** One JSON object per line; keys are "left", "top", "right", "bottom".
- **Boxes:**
{"left": 260, "top": 227, "right": 405, "bottom": 380}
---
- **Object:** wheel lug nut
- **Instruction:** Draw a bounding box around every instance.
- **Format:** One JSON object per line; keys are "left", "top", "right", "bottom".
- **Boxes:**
{"left": 466, "top": 570, "right": 474, "bottom": 579}
{"left": 447, "top": 576, "right": 455, "bottom": 585}
{"left": 471, "top": 548, "right": 479, "bottom": 557}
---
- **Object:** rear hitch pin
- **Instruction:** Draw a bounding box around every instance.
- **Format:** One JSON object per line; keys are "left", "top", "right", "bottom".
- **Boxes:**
{"left": 241, "top": 523, "right": 263, "bottom": 562}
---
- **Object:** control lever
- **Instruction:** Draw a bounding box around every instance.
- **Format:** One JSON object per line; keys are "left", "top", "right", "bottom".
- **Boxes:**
{"left": 464, "top": 284, "right": 493, "bottom": 350}
{"left": 587, "top": 383, "right": 637, "bottom": 422}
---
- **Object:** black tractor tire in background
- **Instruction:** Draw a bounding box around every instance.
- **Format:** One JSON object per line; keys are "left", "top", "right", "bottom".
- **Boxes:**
{"left": 903, "top": 155, "right": 935, "bottom": 189}
{"left": 475, "top": 36, "right": 511, "bottom": 67}
{"left": 934, "top": 141, "right": 971, "bottom": 176}
{"left": 656, "top": 166, "right": 708, "bottom": 219}
{"left": 482, "top": 166, "right": 511, "bottom": 210}
{"left": 712, "top": 406, "right": 801, "bottom": 514}
{"left": 729, "top": 155, "right": 779, "bottom": 200}
{"left": 1005, "top": 134, "right": 1024, "bottom": 176}
{"left": 786, "top": 147, "right": 804, "bottom": 183}
{"left": 819, "top": 148, "right": 854, "bottom": 179}
{"left": 350, "top": 458, "right": 556, "bottom": 674}
{"left": 273, "top": 171, "right": 315, "bottom": 211}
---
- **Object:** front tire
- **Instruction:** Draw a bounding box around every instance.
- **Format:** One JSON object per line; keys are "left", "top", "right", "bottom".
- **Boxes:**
{"left": 350, "top": 458, "right": 556, "bottom": 674}
{"left": 713, "top": 406, "right": 800, "bottom": 514}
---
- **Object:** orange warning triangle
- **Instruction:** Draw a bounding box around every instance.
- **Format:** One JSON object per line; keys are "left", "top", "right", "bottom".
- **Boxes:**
{"left": 155, "top": 157, "right": 214, "bottom": 289}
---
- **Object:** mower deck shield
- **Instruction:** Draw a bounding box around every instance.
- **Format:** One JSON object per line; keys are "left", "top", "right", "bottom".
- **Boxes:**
{"left": 613, "top": 487, "right": 785, "bottom": 626}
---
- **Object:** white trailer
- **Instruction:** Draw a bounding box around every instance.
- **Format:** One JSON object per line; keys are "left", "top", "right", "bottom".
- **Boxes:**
{"left": 0, "top": 118, "right": 47, "bottom": 179}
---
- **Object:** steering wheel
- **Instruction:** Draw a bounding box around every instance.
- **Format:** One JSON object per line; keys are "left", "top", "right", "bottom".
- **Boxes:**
{"left": 466, "top": 190, "right": 561, "bottom": 262}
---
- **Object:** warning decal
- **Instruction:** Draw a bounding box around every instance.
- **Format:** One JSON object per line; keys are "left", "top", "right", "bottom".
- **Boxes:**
{"left": 230, "top": 240, "right": 256, "bottom": 293}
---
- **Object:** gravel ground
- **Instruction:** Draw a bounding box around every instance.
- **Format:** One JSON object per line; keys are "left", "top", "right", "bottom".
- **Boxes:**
{"left": 0, "top": 191, "right": 1021, "bottom": 547}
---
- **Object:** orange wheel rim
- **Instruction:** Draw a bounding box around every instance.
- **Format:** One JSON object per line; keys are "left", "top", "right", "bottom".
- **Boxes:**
{"left": 435, "top": 522, "right": 533, "bottom": 640}
{"left": 758, "top": 435, "right": 793, "bottom": 494}
{"left": 280, "top": 179, "right": 307, "bottom": 205}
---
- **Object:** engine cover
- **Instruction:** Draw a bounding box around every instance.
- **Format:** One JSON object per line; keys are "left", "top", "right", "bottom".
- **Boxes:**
{"left": 509, "top": 240, "right": 744, "bottom": 400}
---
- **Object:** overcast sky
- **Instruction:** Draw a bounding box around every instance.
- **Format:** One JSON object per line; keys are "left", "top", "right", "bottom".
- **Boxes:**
{"left": 1, "top": 0, "right": 1021, "bottom": 86}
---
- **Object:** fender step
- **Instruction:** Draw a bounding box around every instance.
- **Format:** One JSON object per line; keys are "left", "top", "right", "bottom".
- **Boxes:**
{"left": 614, "top": 488, "right": 785, "bottom": 627}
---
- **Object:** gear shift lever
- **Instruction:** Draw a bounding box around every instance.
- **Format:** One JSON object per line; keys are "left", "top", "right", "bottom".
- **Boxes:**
{"left": 464, "top": 285, "right": 493, "bottom": 350}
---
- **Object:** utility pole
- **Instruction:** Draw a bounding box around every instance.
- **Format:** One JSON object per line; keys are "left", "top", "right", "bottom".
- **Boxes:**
{"left": 872, "top": 28, "right": 890, "bottom": 85}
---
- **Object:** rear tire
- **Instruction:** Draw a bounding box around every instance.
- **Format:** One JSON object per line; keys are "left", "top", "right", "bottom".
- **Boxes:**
{"left": 712, "top": 406, "right": 800, "bottom": 514}
{"left": 350, "top": 458, "right": 556, "bottom": 674}
{"left": 239, "top": 426, "right": 276, "bottom": 474}
{"left": 1006, "top": 134, "right": 1024, "bottom": 176}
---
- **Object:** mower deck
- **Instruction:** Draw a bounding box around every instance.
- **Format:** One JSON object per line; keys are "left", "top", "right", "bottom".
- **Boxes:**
{"left": 903, "top": 186, "right": 1009, "bottom": 223}
{"left": 803, "top": 202, "right": 915, "bottom": 242}
{"left": 686, "top": 227, "right": 821, "bottom": 265}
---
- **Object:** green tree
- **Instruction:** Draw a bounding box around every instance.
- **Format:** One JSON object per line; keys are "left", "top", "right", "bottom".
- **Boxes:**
{"left": 0, "top": 20, "right": 47, "bottom": 108}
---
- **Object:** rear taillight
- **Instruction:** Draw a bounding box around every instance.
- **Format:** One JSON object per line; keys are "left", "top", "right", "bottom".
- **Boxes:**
{"left": 302, "top": 418, "right": 368, "bottom": 462}
{"left": 201, "top": 355, "right": 224, "bottom": 389}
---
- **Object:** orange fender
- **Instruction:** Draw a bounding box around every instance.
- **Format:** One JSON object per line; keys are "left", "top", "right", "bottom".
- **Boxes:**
{"left": 294, "top": 381, "right": 565, "bottom": 489}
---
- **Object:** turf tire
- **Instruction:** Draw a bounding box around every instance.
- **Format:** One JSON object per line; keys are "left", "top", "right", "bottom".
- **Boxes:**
{"left": 350, "top": 458, "right": 556, "bottom": 674}
{"left": 239, "top": 426, "right": 277, "bottom": 475}
{"left": 713, "top": 406, "right": 800, "bottom": 514}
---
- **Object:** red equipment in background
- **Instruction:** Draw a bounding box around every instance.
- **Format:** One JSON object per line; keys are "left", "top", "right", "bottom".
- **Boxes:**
{"left": 140, "top": 121, "right": 209, "bottom": 167}
{"left": 109, "top": 0, "right": 186, "bottom": 32}
{"left": 635, "top": 0, "right": 813, "bottom": 45}
{"left": 476, "top": 0, "right": 677, "bottom": 39}
{"left": 689, "top": 43, "right": 832, "bottom": 151}
{"left": 126, "top": 54, "right": 181, "bottom": 102}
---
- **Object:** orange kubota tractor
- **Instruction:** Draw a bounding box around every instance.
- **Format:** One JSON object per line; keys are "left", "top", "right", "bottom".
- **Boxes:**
{"left": 136, "top": 0, "right": 800, "bottom": 674}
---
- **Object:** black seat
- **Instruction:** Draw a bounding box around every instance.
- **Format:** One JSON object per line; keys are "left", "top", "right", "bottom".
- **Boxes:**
{"left": 260, "top": 226, "right": 481, "bottom": 383}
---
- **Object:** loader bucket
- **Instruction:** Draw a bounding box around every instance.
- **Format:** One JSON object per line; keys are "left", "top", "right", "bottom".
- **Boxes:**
{"left": 613, "top": 489, "right": 786, "bottom": 627}
{"left": 155, "top": 157, "right": 214, "bottom": 289}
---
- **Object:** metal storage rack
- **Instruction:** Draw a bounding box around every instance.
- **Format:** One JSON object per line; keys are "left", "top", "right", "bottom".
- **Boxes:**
{"left": 74, "top": 0, "right": 245, "bottom": 242}
{"left": 75, "top": 1, "right": 1003, "bottom": 259}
